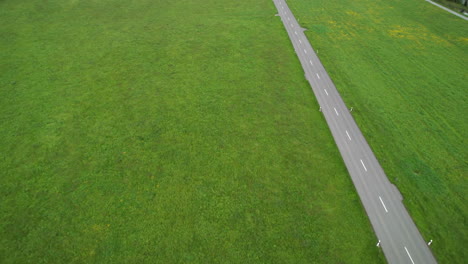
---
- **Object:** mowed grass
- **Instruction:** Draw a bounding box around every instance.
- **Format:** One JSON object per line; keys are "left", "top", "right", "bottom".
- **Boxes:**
{"left": 0, "top": 0, "right": 386, "bottom": 263}
{"left": 288, "top": 0, "right": 467, "bottom": 262}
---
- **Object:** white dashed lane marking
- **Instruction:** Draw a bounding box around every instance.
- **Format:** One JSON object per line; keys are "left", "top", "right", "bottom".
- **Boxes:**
{"left": 360, "top": 159, "right": 367, "bottom": 171}
{"left": 334, "top": 108, "right": 339, "bottom": 116}
{"left": 346, "top": 130, "right": 351, "bottom": 141}
{"left": 405, "top": 247, "right": 415, "bottom": 264}
{"left": 379, "top": 196, "right": 388, "bottom": 213}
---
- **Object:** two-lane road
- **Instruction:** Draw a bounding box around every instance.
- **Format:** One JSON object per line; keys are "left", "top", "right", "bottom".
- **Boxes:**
{"left": 272, "top": 0, "right": 437, "bottom": 263}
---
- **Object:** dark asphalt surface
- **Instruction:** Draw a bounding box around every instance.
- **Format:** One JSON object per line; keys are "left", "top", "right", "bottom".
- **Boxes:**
{"left": 272, "top": 0, "right": 438, "bottom": 263}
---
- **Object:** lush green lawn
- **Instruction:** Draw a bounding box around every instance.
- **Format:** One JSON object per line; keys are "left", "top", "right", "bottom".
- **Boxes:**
{"left": 0, "top": 0, "right": 385, "bottom": 263}
{"left": 288, "top": 0, "right": 467, "bottom": 262}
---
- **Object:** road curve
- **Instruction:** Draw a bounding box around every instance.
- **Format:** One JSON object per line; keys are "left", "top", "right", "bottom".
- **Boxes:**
{"left": 272, "top": 0, "right": 438, "bottom": 263}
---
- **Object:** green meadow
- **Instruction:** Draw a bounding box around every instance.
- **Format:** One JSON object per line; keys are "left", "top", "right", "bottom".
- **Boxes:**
{"left": 0, "top": 0, "right": 385, "bottom": 262}
{"left": 288, "top": 0, "right": 467, "bottom": 262}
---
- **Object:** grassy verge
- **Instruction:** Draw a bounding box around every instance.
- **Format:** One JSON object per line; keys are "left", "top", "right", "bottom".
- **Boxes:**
{"left": 288, "top": 0, "right": 467, "bottom": 262}
{"left": 0, "top": 0, "right": 384, "bottom": 262}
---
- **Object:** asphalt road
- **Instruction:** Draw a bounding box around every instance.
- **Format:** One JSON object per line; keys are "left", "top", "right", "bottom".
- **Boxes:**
{"left": 272, "top": 0, "right": 438, "bottom": 263}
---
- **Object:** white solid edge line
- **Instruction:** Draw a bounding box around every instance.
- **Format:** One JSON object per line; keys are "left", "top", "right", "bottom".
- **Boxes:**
{"left": 360, "top": 159, "right": 367, "bottom": 171}
{"left": 334, "top": 108, "right": 339, "bottom": 116}
{"left": 404, "top": 247, "right": 415, "bottom": 264}
{"left": 309, "top": 60, "right": 313, "bottom": 66}
{"left": 346, "top": 130, "right": 351, "bottom": 140}
{"left": 379, "top": 196, "right": 388, "bottom": 213}
{"left": 316, "top": 73, "right": 320, "bottom": 79}
{"left": 426, "top": 0, "right": 468, "bottom": 20}
{"left": 324, "top": 89, "right": 328, "bottom": 96}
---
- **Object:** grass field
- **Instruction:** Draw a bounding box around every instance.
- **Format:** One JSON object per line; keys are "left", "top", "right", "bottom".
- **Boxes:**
{"left": 0, "top": 0, "right": 387, "bottom": 263}
{"left": 288, "top": 0, "right": 468, "bottom": 262}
